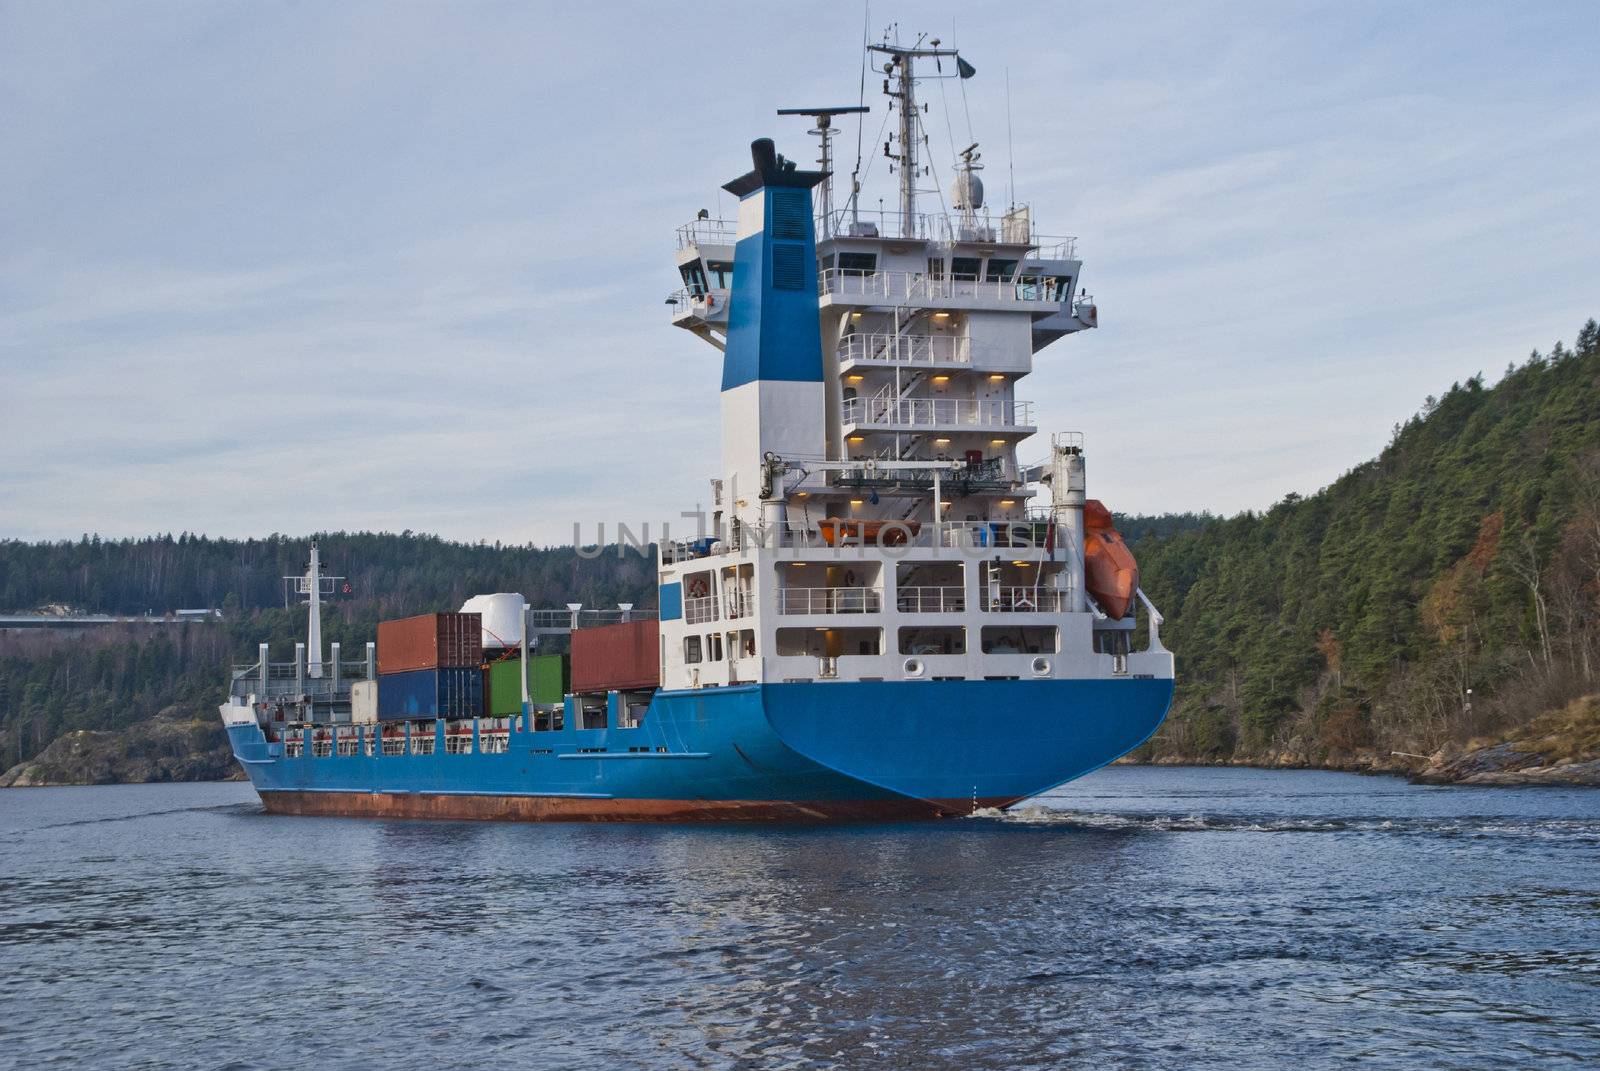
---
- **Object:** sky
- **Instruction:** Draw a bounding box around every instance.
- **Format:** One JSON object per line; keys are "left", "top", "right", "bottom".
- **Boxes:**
{"left": 3, "top": 1, "right": 1598, "bottom": 546}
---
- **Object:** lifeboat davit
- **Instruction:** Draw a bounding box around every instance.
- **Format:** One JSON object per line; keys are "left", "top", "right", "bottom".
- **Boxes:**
{"left": 1083, "top": 499, "right": 1139, "bottom": 620}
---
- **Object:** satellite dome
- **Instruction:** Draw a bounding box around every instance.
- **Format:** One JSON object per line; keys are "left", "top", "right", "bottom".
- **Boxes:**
{"left": 950, "top": 169, "right": 984, "bottom": 211}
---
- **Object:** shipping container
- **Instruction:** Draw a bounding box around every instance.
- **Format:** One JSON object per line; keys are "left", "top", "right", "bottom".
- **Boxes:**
{"left": 350, "top": 679, "right": 378, "bottom": 724}
{"left": 377, "top": 613, "right": 483, "bottom": 674}
{"left": 483, "top": 657, "right": 524, "bottom": 717}
{"left": 571, "top": 619, "right": 659, "bottom": 693}
{"left": 377, "top": 667, "right": 483, "bottom": 720}
{"left": 481, "top": 653, "right": 570, "bottom": 715}
{"left": 529, "top": 653, "right": 571, "bottom": 705}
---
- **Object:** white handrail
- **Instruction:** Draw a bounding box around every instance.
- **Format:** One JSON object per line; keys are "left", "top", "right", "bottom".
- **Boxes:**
{"left": 842, "top": 396, "right": 1034, "bottom": 430}
{"left": 777, "top": 587, "right": 883, "bottom": 615}
{"left": 838, "top": 333, "right": 971, "bottom": 366}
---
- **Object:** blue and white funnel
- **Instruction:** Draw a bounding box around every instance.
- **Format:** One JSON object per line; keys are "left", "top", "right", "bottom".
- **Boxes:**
{"left": 719, "top": 139, "right": 826, "bottom": 531}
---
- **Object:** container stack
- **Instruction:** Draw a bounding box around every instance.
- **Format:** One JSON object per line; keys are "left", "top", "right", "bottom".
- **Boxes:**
{"left": 376, "top": 612, "right": 484, "bottom": 720}
{"left": 572, "top": 619, "right": 660, "bottom": 693}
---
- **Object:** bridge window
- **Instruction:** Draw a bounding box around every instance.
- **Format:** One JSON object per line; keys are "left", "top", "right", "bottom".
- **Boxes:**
{"left": 706, "top": 260, "right": 734, "bottom": 288}
{"left": 985, "top": 259, "right": 1018, "bottom": 281}
{"left": 837, "top": 252, "right": 877, "bottom": 276}
{"left": 950, "top": 257, "right": 981, "bottom": 280}
{"left": 679, "top": 261, "right": 708, "bottom": 297}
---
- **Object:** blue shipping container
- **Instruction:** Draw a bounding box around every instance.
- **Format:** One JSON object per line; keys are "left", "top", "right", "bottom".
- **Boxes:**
{"left": 377, "top": 668, "right": 483, "bottom": 720}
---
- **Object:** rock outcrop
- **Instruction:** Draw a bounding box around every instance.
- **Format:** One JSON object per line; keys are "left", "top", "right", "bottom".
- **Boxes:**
{"left": 0, "top": 706, "right": 240, "bottom": 787}
{"left": 1416, "top": 695, "right": 1600, "bottom": 787}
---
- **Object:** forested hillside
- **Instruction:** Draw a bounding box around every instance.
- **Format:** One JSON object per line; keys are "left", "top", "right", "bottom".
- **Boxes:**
{"left": 1135, "top": 319, "right": 1600, "bottom": 767}
{"left": 2, "top": 320, "right": 1597, "bottom": 782}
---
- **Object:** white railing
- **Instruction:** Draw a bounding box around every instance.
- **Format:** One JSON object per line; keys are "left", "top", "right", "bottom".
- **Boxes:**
{"left": 838, "top": 333, "right": 971, "bottom": 367}
{"left": 677, "top": 219, "right": 738, "bottom": 249}
{"left": 896, "top": 586, "right": 966, "bottom": 613}
{"left": 381, "top": 737, "right": 404, "bottom": 756}
{"left": 777, "top": 587, "right": 883, "bottom": 615}
{"left": 410, "top": 734, "right": 435, "bottom": 756}
{"left": 821, "top": 269, "right": 1067, "bottom": 307}
{"left": 665, "top": 286, "right": 730, "bottom": 322}
{"left": 1033, "top": 236, "right": 1079, "bottom": 260}
{"left": 842, "top": 396, "right": 1034, "bottom": 430}
{"left": 820, "top": 209, "right": 1073, "bottom": 253}
{"left": 684, "top": 595, "right": 718, "bottom": 625}
{"left": 985, "top": 587, "right": 1065, "bottom": 613}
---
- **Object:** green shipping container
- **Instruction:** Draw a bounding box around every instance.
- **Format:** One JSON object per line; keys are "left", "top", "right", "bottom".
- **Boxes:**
{"left": 528, "top": 653, "right": 570, "bottom": 705}
{"left": 484, "top": 658, "right": 525, "bottom": 717}
{"left": 483, "top": 654, "right": 570, "bottom": 715}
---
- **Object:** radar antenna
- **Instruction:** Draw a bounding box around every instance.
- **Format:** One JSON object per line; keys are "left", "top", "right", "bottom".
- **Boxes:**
{"left": 777, "top": 106, "right": 869, "bottom": 238}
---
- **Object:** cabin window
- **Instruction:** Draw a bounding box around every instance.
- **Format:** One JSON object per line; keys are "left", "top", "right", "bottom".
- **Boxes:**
{"left": 775, "top": 627, "right": 882, "bottom": 657}
{"left": 982, "top": 626, "right": 1060, "bottom": 654}
{"left": 706, "top": 260, "right": 734, "bottom": 288}
{"left": 926, "top": 256, "right": 945, "bottom": 279}
{"left": 707, "top": 633, "right": 724, "bottom": 662}
{"left": 950, "top": 257, "right": 981, "bottom": 280}
{"left": 730, "top": 629, "right": 756, "bottom": 658}
{"left": 985, "top": 259, "right": 1018, "bottom": 281}
{"left": 684, "top": 635, "right": 703, "bottom": 664}
{"left": 1016, "top": 273, "right": 1042, "bottom": 300}
{"left": 533, "top": 706, "right": 564, "bottom": 732}
{"left": 899, "top": 626, "right": 966, "bottom": 655}
{"left": 837, "top": 252, "right": 877, "bottom": 276}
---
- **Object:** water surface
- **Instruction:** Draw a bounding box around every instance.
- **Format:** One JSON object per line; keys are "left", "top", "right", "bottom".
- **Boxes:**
{"left": 2, "top": 768, "right": 1596, "bottom": 1069}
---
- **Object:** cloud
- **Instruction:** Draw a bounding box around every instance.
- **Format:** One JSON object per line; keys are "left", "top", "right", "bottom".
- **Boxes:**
{"left": 2, "top": 1, "right": 1598, "bottom": 540}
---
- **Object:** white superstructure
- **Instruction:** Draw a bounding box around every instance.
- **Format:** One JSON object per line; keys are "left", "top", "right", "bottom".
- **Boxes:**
{"left": 658, "top": 32, "right": 1169, "bottom": 695}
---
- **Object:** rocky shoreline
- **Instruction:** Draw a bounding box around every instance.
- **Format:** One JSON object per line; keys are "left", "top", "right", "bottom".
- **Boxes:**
{"left": 1132, "top": 694, "right": 1600, "bottom": 788}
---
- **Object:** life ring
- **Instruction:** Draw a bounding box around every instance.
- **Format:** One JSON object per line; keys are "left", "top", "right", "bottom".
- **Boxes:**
{"left": 686, "top": 575, "right": 710, "bottom": 599}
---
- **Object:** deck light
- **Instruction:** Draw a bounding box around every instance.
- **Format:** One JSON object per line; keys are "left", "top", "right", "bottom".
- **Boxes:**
{"left": 847, "top": 374, "right": 865, "bottom": 382}
{"left": 988, "top": 374, "right": 1005, "bottom": 382}
{"left": 934, "top": 437, "right": 951, "bottom": 445}
{"left": 850, "top": 499, "right": 864, "bottom": 506}
{"left": 933, "top": 311, "right": 950, "bottom": 319}
{"left": 848, "top": 435, "right": 865, "bottom": 443}
{"left": 1012, "top": 560, "right": 1031, "bottom": 567}
{"left": 999, "top": 499, "right": 1015, "bottom": 506}
{"left": 990, "top": 439, "right": 1006, "bottom": 445}
{"left": 932, "top": 375, "right": 950, "bottom": 384}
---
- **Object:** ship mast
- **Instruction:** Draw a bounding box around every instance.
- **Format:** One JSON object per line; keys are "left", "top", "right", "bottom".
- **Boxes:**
{"left": 284, "top": 542, "right": 343, "bottom": 680}
{"left": 869, "top": 37, "right": 965, "bottom": 238}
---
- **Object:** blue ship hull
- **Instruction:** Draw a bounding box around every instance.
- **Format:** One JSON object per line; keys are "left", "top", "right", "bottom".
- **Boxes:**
{"left": 228, "top": 679, "right": 1172, "bottom": 821}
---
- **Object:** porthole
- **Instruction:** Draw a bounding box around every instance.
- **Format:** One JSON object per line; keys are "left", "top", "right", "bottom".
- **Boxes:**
{"left": 903, "top": 657, "right": 925, "bottom": 678}
{"left": 1031, "top": 657, "right": 1051, "bottom": 676}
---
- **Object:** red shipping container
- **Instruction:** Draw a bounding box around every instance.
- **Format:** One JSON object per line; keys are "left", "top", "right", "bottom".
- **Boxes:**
{"left": 571, "top": 619, "right": 660, "bottom": 693}
{"left": 377, "top": 612, "right": 483, "bottom": 674}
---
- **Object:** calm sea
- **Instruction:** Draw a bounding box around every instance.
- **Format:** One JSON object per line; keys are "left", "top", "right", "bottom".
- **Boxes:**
{"left": 1, "top": 768, "right": 1596, "bottom": 1070}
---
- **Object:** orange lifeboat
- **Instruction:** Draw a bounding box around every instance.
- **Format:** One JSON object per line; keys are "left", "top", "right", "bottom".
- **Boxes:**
{"left": 1083, "top": 499, "right": 1139, "bottom": 620}
{"left": 817, "top": 519, "right": 921, "bottom": 546}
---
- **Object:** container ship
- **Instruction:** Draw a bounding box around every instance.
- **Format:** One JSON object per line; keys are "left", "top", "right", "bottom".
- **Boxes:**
{"left": 219, "top": 33, "right": 1175, "bottom": 821}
